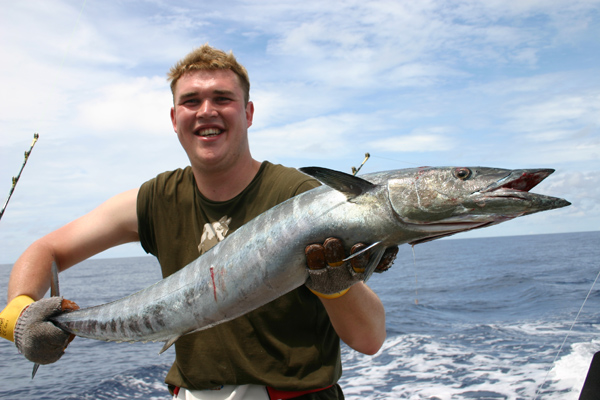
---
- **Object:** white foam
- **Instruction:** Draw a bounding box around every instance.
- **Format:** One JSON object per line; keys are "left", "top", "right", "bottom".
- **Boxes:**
{"left": 548, "top": 339, "right": 600, "bottom": 397}
{"left": 339, "top": 332, "right": 592, "bottom": 400}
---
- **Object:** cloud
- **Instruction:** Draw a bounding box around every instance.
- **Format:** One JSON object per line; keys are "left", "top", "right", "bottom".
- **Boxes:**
{"left": 540, "top": 170, "right": 600, "bottom": 221}
{"left": 75, "top": 76, "right": 174, "bottom": 137}
{"left": 248, "top": 0, "right": 600, "bottom": 88}
{"left": 1, "top": 0, "right": 600, "bottom": 263}
{"left": 251, "top": 113, "right": 366, "bottom": 161}
{"left": 370, "top": 129, "right": 458, "bottom": 153}
{"left": 508, "top": 93, "right": 600, "bottom": 135}
{"left": 250, "top": 82, "right": 347, "bottom": 130}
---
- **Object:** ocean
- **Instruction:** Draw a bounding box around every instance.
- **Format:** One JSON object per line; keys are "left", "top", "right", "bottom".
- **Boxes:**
{"left": 1, "top": 231, "right": 598, "bottom": 399}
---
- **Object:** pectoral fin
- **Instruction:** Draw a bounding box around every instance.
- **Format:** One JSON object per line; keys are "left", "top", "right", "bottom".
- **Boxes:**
{"left": 159, "top": 336, "right": 181, "bottom": 354}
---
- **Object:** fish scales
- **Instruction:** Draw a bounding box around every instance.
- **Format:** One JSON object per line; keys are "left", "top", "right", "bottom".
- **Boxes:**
{"left": 52, "top": 166, "right": 570, "bottom": 347}
{"left": 52, "top": 180, "right": 389, "bottom": 343}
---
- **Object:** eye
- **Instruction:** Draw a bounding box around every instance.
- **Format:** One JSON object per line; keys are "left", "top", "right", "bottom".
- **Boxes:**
{"left": 453, "top": 167, "right": 472, "bottom": 180}
{"left": 181, "top": 98, "right": 199, "bottom": 106}
{"left": 215, "top": 96, "right": 233, "bottom": 104}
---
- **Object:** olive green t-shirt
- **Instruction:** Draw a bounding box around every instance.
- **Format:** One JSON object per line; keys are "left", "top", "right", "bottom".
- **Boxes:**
{"left": 137, "top": 162, "right": 343, "bottom": 393}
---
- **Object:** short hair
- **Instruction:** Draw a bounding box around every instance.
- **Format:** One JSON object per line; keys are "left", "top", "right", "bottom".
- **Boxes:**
{"left": 167, "top": 44, "right": 250, "bottom": 104}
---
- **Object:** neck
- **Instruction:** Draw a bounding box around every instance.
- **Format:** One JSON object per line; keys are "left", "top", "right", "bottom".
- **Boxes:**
{"left": 192, "top": 158, "right": 262, "bottom": 202}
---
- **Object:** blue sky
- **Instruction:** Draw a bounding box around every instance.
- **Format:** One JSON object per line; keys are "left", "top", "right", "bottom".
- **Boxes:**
{"left": 1, "top": 0, "right": 599, "bottom": 264}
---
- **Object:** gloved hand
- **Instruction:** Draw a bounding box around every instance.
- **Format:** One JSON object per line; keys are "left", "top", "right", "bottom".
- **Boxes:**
{"left": 305, "top": 237, "right": 398, "bottom": 299}
{"left": 12, "top": 297, "right": 79, "bottom": 365}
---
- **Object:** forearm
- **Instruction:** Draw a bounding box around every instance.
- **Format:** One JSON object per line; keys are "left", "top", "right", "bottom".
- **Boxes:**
{"left": 8, "top": 189, "right": 140, "bottom": 303}
{"left": 320, "top": 282, "right": 386, "bottom": 355}
{"left": 8, "top": 239, "right": 57, "bottom": 302}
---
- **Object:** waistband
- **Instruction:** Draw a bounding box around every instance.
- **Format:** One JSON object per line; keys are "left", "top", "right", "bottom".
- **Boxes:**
{"left": 173, "top": 384, "right": 333, "bottom": 400}
{"left": 267, "top": 385, "right": 332, "bottom": 399}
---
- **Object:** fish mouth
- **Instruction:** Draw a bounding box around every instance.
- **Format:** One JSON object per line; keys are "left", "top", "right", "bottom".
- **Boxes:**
{"left": 475, "top": 169, "right": 570, "bottom": 209}
{"left": 406, "top": 168, "right": 570, "bottom": 245}
{"left": 477, "top": 168, "right": 554, "bottom": 195}
{"left": 407, "top": 220, "right": 494, "bottom": 245}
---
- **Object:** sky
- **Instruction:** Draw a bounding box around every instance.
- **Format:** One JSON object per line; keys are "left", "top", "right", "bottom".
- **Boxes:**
{"left": 0, "top": 0, "right": 599, "bottom": 264}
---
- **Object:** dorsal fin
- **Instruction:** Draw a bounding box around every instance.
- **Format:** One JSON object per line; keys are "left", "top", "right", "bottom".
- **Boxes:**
{"left": 300, "top": 167, "right": 375, "bottom": 200}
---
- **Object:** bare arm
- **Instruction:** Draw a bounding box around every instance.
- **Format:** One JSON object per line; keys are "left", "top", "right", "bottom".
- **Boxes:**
{"left": 320, "top": 282, "right": 386, "bottom": 355}
{"left": 7, "top": 188, "right": 140, "bottom": 302}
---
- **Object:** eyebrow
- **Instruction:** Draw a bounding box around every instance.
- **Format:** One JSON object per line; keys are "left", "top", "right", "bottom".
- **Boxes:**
{"left": 177, "top": 89, "right": 237, "bottom": 101}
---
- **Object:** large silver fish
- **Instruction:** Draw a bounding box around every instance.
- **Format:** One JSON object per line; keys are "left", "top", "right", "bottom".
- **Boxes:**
{"left": 51, "top": 166, "right": 570, "bottom": 352}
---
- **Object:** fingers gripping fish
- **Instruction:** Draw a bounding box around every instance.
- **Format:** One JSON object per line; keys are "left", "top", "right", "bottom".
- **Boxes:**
{"left": 50, "top": 166, "right": 570, "bottom": 353}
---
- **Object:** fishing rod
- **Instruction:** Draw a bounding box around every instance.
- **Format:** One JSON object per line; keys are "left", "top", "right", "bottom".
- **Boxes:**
{"left": 0, "top": 133, "right": 39, "bottom": 222}
{"left": 352, "top": 152, "right": 370, "bottom": 175}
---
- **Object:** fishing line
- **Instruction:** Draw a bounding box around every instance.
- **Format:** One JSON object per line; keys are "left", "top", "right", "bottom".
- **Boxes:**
{"left": 3, "top": 0, "right": 88, "bottom": 379}
{"left": 370, "top": 154, "right": 424, "bottom": 167}
{"left": 2, "top": 2, "right": 87, "bottom": 218}
{"left": 0, "top": 134, "right": 39, "bottom": 222}
{"left": 3, "top": 1, "right": 87, "bottom": 213}
{"left": 411, "top": 245, "right": 419, "bottom": 305}
{"left": 534, "top": 267, "right": 600, "bottom": 399}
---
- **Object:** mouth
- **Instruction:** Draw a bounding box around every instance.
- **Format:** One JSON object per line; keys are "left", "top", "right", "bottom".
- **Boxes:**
{"left": 406, "top": 220, "right": 494, "bottom": 245}
{"left": 406, "top": 168, "right": 570, "bottom": 245}
{"left": 195, "top": 127, "right": 224, "bottom": 138}
{"left": 478, "top": 169, "right": 555, "bottom": 194}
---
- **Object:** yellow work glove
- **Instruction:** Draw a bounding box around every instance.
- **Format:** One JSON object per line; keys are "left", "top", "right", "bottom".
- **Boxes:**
{"left": 0, "top": 295, "right": 35, "bottom": 342}
{"left": 13, "top": 297, "right": 79, "bottom": 365}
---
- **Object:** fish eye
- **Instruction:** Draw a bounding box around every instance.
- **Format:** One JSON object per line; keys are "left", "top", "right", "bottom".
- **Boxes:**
{"left": 453, "top": 167, "right": 472, "bottom": 180}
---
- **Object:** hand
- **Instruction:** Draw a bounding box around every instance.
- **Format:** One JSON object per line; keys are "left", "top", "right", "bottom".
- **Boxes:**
{"left": 305, "top": 237, "right": 398, "bottom": 299}
{"left": 374, "top": 245, "right": 398, "bottom": 273}
{"left": 14, "top": 297, "right": 79, "bottom": 365}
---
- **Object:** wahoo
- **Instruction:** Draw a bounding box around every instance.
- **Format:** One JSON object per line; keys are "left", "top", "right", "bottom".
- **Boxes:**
{"left": 51, "top": 166, "right": 570, "bottom": 352}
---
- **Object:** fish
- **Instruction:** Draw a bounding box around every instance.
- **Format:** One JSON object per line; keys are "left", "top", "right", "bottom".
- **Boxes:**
{"left": 51, "top": 166, "right": 570, "bottom": 352}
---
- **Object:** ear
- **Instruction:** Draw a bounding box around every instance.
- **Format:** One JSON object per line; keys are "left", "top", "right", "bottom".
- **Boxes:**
{"left": 245, "top": 101, "right": 254, "bottom": 128}
{"left": 170, "top": 106, "right": 177, "bottom": 133}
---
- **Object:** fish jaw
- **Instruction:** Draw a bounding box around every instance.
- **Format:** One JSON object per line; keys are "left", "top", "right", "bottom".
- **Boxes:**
{"left": 468, "top": 168, "right": 571, "bottom": 216}
{"left": 384, "top": 167, "right": 571, "bottom": 244}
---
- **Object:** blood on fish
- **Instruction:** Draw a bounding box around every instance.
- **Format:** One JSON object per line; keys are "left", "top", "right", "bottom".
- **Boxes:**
{"left": 210, "top": 266, "right": 218, "bottom": 302}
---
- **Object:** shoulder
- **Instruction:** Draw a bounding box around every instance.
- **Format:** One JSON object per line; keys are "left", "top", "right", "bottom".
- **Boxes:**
{"left": 137, "top": 167, "right": 195, "bottom": 257}
{"left": 261, "top": 162, "right": 320, "bottom": 196}
{"left": 139, "top": 167, "right": 195, "bottom": 199}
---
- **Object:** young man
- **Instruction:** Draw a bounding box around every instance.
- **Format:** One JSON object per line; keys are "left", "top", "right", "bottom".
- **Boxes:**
{"left": 1, "top": 45, "right": 391, "bottom": 399}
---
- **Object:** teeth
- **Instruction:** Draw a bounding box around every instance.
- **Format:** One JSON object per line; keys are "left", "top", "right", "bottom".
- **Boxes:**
{"left": 197, "top": 128, "right": 222, "bottom": 137}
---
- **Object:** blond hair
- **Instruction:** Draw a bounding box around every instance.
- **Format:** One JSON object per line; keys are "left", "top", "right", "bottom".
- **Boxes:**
{"left": 167, "top": 44, "right": 250, "bottom": 104}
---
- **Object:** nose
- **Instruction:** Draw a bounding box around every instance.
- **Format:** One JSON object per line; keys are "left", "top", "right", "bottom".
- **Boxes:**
{"left": 197, "top": 100, "right": 218, "bottom": 118}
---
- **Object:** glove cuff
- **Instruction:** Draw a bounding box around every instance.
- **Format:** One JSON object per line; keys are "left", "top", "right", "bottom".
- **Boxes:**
{"left": 0, "top": 295, "right": 35, "bottom": 342}
{"left": 308, "top": 287, "right": 350, "bottom": 299}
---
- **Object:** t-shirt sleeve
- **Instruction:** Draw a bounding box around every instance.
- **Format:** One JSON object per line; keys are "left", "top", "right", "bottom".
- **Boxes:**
{"left": 137, "top": 178, "right": 157, "bottom": 256}
{"left": 295, "top": 178, "right": 321, "bottom": 195}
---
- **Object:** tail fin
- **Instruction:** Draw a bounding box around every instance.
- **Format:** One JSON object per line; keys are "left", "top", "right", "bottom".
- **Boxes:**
{"left": 31, "top": 261, "right": 60, "bottom": 379}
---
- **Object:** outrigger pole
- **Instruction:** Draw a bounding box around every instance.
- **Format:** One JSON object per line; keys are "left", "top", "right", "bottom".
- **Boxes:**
{"left": 0, "top": 133, "right": 39, "bottom": 222}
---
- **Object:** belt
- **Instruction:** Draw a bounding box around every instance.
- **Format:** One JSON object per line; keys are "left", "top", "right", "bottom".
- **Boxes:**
{"left": 173, "top": 384, "right": 332, "bottom": 399}
{"left": 266, "top": 385, "right": 332, "bottom": 399}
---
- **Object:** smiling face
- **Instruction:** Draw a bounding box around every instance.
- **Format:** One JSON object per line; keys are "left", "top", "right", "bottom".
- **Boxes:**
{"left": 170, "top": 69, "right": 255, "bottom": 175}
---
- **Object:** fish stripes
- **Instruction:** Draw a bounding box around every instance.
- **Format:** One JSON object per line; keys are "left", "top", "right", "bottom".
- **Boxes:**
{"left": 51, "top": 166, "right": 570, "bottom": 350}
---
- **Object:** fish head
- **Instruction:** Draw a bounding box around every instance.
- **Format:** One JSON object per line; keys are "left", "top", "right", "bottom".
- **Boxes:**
{"left": 386, "top": 166, "right": 571, "bottom": 244}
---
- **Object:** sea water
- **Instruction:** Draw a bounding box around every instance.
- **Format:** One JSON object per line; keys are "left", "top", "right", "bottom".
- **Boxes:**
{"left": 1, "top": 231, "right": 598, "bottom": 399}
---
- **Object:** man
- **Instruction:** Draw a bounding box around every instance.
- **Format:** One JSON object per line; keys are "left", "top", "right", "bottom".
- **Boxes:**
{"left": 0, "top": 45, "right": 392, "bottom": 399}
